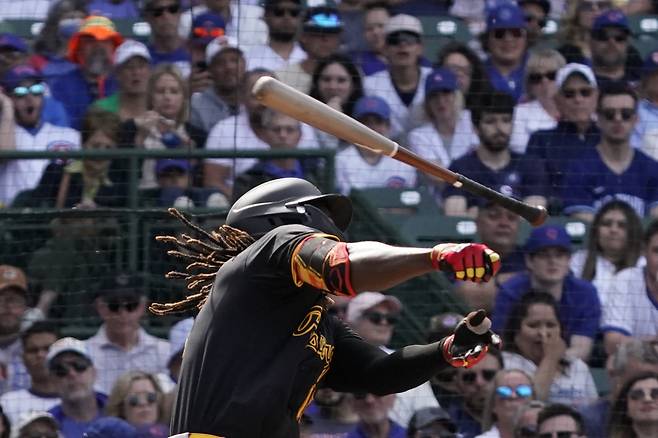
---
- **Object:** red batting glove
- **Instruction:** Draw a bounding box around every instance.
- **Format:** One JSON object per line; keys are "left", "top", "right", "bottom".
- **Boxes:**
{"left": 430, "top": 243, "right": 501, "bottom": 282}
{"left": 441, "top": 310, "right": 502, "bottom": 368}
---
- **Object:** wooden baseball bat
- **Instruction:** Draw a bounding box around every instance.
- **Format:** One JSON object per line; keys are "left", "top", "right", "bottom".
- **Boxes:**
{"left": 252, "top": 76, "right": 548, "bottom": 226}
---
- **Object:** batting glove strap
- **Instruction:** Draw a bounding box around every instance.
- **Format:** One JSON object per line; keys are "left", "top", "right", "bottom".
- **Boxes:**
{"left": 441, "top": 310, "right": 502, "bottom": 368}
{"left": 431, "top": 243, "right": 501, "bottom": 282}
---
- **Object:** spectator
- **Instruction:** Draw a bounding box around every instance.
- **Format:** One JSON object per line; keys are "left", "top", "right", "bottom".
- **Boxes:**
{"left": 187, "top": 12, "right": 225, "bottom": 95}
{"left": 562, "top": 82, "right": 658, "bottom": 220}
{"left": 83, "top": 416, "right": 137, "bottom": 438}
{"left": 105, "top": 370, "right": 169, "bottom": 429}
{"left": 455, "top": 201, "right": 525, "bottom": 314}
{"left": 525, "top": 63, "right": 600, "bottom": 210}
{"left": 448, "top": 348, "right": 504, "bottom": 437}
{"left": 95, "top": 39, "right": 151, "bottom": 121}
{"left": 84, "top": 274, "right": 170, "bottom": 395}
{"left": 363, "top": 14, "right": 430, "bottom": 139}
{"left": 11, "top": 411, "right": 62, "bottom": 438}
{"left": 409, "top": 67, "right": 478, "bottom": 171}
{"left": 512, "top": 400, "right": 546, "bottom": 438}
{"left": 245, "top": 0, "right": 306, "bottom": 71}
{"left": 482, "top": 3, "right": 529, "bottom": 103}
{"left": 307, "top": 387, "right": 359, "bottom": 435}
{"left": 118, "top": 64, "right": 206, "bottom": 190}
{"left": 437, "top": 42, "right": 492, "bottom": 114}
{"left": 601, "top": 220, "right": 658, "bottom": 355}
{"left": 478, "top": 369, "right": 536, "bottom": 438}
{"left": 309, "top": 53, "right": 364, "bottom": 150}
{"left": 608, "top": 372, "right": 658, "bottom": 438}
{"left": 335, "top": 96, "right": 416, "bottom": 195}
{"left": 29, "top": 108, "right": 124, "bottom": 209}
{"left": 501, "top": 292, "right": 598, "bottom": 406}
{"left": 0, "top": 65, "right": 80, "bottom": 208}
{"left": 276, "top": 2, "right": 344, "bottom": 94}
{"left": 88, "top": 0, "right": 139, "bottom": 19}
{"left": 47, "top": 337, "right": 106, "bottom": 437}
{"left": 589, "top": 9, "right": 638, "bottom": 87}
{"left": 143, "top": 0, "right": 190, "bottom": 77}
{"left": 406, "top": 406, "right": 459, "bottom": 438}
{"left": 632, "top": 49, "right": 658, "bottom": 157}
{"left": 493, "top": 225, "right": 600, "bottom": 361}
{"left": 510, "top": 49, "right": 565, "bottom": 154}
{"left": 167, "top": 317, "right": 193, "bottom": 385}
{"left": 147, "top": 159, "right": 225, "bottom": 209}
{"left": 49, "top": 15, "right": 123, "bottom": 130}
{"left": 346, "top": 393, "right": 405, "bottom": 438}
{"left": 442, "top": 91, "right": 548, "bottom": 218}
{"left": 426, "top": 313, "right": 462, "bottom": 411}
{"left": 537, "top": 404, "right": 587, "bottom": 438}
{"left": 0, "top": 321, "right": 60, "bottom": 424}
{"left": 518, "top": 0, "right": 551, "bottom": 49}
{"left": 350, "top": 2, "right": 390, "bottom": 77}
{"left": 570, "top": 199, "right": 644, "bottom": 308}
{"left": 345, "top": 292, "right": 440, "bottom": 428}
{"left": 557, "top": 0, "right": 612, "bottom": 65}
{"left": 0, "top": 34, "right": 29, "bottom": 79}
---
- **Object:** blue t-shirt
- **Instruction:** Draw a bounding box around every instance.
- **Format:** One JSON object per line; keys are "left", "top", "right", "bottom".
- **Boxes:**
{"left": 345, "top": 420, "right": 406, "bottom": 438}
{"left": 42, "top": 96, "right": 71, "bottom": 128}
{"left": 49, "top": 392, "right": 107, "bottom": 438}
{"left": 442, "top": 151, "right": 548, "bottom": 207}
{"left": 484, "top": 55, "right": 527, "bottom": 103}
{"left": 561, "top": 148, "right": 658, "bottom": 217}
{"left": 492, "top": 272, "right": 601, "bottom": 339}
{"left": 148, "top": 44, "right": 191, "bottom": 77}
{"left": 447, "top": 402, "right": 482, "bottom": 438}
{"left": 87, "top": 0, "right": 140, "bottom": 19}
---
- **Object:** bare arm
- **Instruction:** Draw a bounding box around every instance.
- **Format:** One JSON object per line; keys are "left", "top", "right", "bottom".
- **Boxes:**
{"left": 203, "top": 162, "right": 233, "bottom": 198}
{"left": 567, "top": 334, "right": 593, "bottom": 361}
{"left": 443, "top": 196, "right": 471, "bottom": 217}
{"left": 533, "top": 336, "right": 566, "bottom": 401}
{"left": 604, "top": 331, "right": 632, "bottom": 356}
{"left": 0, "top": 93, "right": 16, "bottom": 152}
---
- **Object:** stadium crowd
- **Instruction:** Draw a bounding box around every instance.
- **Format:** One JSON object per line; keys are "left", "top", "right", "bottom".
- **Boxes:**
{"left": 0, "top": 0, "right": 658, "bottom": 437}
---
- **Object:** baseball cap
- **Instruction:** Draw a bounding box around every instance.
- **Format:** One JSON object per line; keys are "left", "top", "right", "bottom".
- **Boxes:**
{"left": 11, "top": 411, "right": 59, "bottom": 438}
{"left": 346, "top": 292, "right": 402, "bottom": 323}
{"left": 425, "top": 68, "right": 458, "bottom": 95}
{"left": 303, "top": 3, "right": 343, "bottom": 34}
{"left": 190, "top": 12, "right": 226, "bottom": 46}
{"left": 352, "top": 96, "right": 391, "bottom": 121}
{"left": 114, "top": 39, "right": 151, "bottom": 67}
{"left": 384, "top": 14, "right": 422, "bottom": 37}
{"left": 0, "top": 265, "right": 28, "bottom": 293}
{"left": 135, "top": 423, "right": 168, "bottom": 438}
{"left": 643, "top": 50, "right": 658, "bottom": 75}
{"left": 205, "top": 35, "right": 242, "bottom": 64}
{"left": 408, "top": 407, "right": 456, "bottom": 433}
{"left": 68, "top": 15, "right": 124, "bottom": 64}
{"left": 95, "top": 273, "right": 145, "bottom": 299}
{"left": 0, "top": 33, "right": 27, "bottom": 53}
{"left": 0, "top": 64, "right": 41, "bottom": 91}
{"left": 168, "top": 317, "right": 194, "bottom": 365}
{"left": 156, "top": 159, "right": 192, "bottom": 175}
{"left": 487, "top": 3, "right": 526, "bottom": 31}
{"left": 592, "top": 9, "right": 630, "bottom": 33}
{"left": 84, "top": 417, "right": 138, "bottom": 438}
{"left": 556, "top": 63, "right": 597, "bottom": 89}
{"left": 524, "top": 224, "right": 571, "bottom": 254}
{"left": 427, "top": 312, "right": 463, "bottom": 343}
{"left": 46, "top": 337, "right": 92, "bottom": 367}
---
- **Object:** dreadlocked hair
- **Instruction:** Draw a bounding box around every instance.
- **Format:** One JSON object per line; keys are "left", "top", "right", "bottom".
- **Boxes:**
{"left": 149, "top": 208, "right": 255, "bottom": 316}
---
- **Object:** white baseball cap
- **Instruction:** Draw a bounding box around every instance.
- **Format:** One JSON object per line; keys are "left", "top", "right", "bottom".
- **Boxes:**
{"left": 114, "top": 39, "right": 151, "bottom": 67}
{"left": 346, "top": 292, "right": 402, "bottom": 323}
{"left": 11, "top": 411, "right": 59, "bottom": 438}
{"left": 46, "top": 337, "right": 92, "bottom": 366}
{"left": 384, "top": 14, "right": 423, "bottom": 37}
{"left": 205, "top": 35, "right": 241, "bottom": 65}
{"left": 556, "top": 63, "right": 597, "bottom": 89}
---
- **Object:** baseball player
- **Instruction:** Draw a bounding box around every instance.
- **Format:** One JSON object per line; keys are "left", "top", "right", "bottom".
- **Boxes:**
{"left": 152, "top": 177, "right": 502, "bottom": 438}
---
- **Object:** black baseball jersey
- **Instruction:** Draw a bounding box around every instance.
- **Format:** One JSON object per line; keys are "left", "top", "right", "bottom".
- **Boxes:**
{"left": 170, "top": 224, "right": 450, "bottom": 437}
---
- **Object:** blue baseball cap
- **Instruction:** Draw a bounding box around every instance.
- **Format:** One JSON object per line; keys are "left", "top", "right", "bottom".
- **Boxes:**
{"left": 84, "top": 417, "right": 138, "bottom": 438}
{"left": 0, "top": 33, "right": 27, "bottom": 53}
{"left": 487, "top": 4, "right": 526, "bottom": 31}
{"left": 1, "top": 64, "right": 41, "bottom": 91}
{"left": 524, "top": 225, "right": 571, "bottom": 254}
{"left": 156, "top": 159, "right": 191, "bottom": 175}
{"left": 644, "top": 50, "right": 658, "bottom": 75}
{"left": 190, "top": 12, "right": 226, "bottom": 46}
{"left": 592, "top": 9, "right": 629, "bottom": 33}
{"left": 425, "top": 68, "right": 458, "bottom": 95}
{"left": 352, "top": 96, "right": 390, "bottom": 120}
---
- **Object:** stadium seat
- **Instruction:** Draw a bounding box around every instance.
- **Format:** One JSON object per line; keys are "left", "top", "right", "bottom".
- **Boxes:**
{"left": 2, "top": 19, "right": 43, "bottom": 39}
{"left": 629, "top": 14, "right": 658, "bottom": 58}
{"left": 420, "top": 16, "right": 472, "bottom": 61}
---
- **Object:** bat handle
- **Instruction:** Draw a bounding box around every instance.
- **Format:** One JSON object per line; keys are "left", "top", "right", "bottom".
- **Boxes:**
{"left": 455, "top": 174, "right": 548, "bottom": 226}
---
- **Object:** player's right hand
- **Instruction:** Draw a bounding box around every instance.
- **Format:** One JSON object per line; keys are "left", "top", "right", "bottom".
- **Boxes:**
{"left": 430, "top": 243, "right": 500, "bottom": 282}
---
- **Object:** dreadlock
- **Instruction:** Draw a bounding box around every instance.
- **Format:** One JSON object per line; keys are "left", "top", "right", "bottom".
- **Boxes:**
{"left": 149, "top": 208, "right": 255, "bottom": 316}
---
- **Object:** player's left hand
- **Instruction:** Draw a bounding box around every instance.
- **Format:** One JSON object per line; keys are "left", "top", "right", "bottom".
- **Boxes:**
{"left": 441, "top": 310, "right": 501, "bottom": 368}
{"left": 431, "top": 243, "right": 501, "bottom": 282}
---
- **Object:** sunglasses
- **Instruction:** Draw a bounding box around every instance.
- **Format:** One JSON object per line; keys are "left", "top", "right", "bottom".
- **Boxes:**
{"left": 628, "top": 387, "right": 658, "bottom": 401}
{"left": 362, "top": 311, "right": 398, "bottom": 325}
{"left": 148, "top": 3, "right": 180, "bottom": 17}
{"left": 561, "top": 87, "right": 594, "bottom": 99}
{"left": 460, "top": 369, "right": 497, "bottom": 384}
{"left": 50, "top": 359, "right": 90, "bottom": 378}
{"left": 525, "top": 14, "right": 547, "bottom": 28}
{"left": 517, "top": 426, "right": 537, "bottom": 438}
{"left": 106, "top": 299, "right": 140, "bottom": 313}
{"left": 579, "top": 0, "right": 612, "bottom": 11}
{"left": 192, "top": 27, "right": 224, "bottom": 39}
{"left": 592, "top": 30, "right": 628, "bottom": 43}
{"left": 126, "top": 391, "right": 158, "bottom": 407}
{"left": 538, "top": 432, "right": 579, "bottom": 438}
{"left": 598, "top": 107, "right": 635, "bottom": 122}
{"left": 13, "top": 83, "right": 45, "bottom": 97}
{"left": 434, "top": 369, "right": 457, "bottom": 383}
{"left": 21, "top": 433, "right": 59, "bottom": 438}
{"left": 492, "top": 28, "right": 524, "bottom": 39}
{"left": 496, "top": 384, "right": 533, "bottom": 399}
{"left": 528, "top": 71, "right": 557, "bottom": 84}
{"left": 270, "top": 6, "right": 301, "bottom": 17}
{"left": 386, "top": 31, "right": 421, "bottom": 46}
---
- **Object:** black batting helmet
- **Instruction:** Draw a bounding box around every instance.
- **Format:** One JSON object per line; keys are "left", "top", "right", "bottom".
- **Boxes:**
{"left": 226, "top": 178, "right": 352, "bottom": 239}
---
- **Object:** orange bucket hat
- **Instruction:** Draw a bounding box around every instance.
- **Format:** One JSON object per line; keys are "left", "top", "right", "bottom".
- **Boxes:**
{"left": 67, "top": 16, "right": 124, "bottom": 64}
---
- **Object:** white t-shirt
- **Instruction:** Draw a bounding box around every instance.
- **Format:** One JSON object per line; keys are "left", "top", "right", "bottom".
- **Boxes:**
{"left": 0, "top": 389, "right": 60, "bottom": 425}
{"left": 502, "top": 351, "right": 598, "bottom": 407}
{"left": 0, "top": 122, "right": 80, "bottom": 206}
{"left": 334, "top": 145, "right": 417, "bottom": 195}
{"left": 275, "top": 63, "right": 312, "bottom": 95}
{"left": 245, "top": 43, "right": 307, "bottom": 72}
{"left": 601, "top": 266, "right": 658, "bottom": 339}
{"left": 475, "top": 426, "right": 501, "bottom": 438}
{"left": 510, "top": 100, "right": 557, "bottom": 154}
{"left": 363, "top": 67, "right": 432, "bottom": 139}
{"left": 0, "top": 0, "right": 51, "bottom": 19}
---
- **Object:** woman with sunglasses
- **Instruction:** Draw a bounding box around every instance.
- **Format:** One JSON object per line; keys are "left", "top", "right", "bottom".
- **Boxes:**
{"left": 501, "top": 292, "right": 598, "bottom": 407}
{"left": 105, "top": 370, "right": 169, "bottom": 430}
{"left": 477, "top": 370, "right": 536, "bottom": 438}
{"left": 608, "top": 372, "right": 658, "bottom": 438}
{"left": 510, "top": 49, "right": 565, "bottom": 154}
